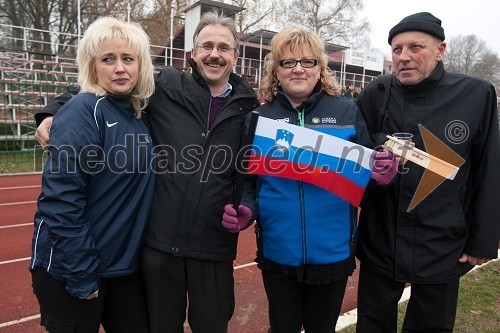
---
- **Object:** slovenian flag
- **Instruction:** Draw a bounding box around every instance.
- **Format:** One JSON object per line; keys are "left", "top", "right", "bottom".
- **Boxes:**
{"left": 247, "top": 117, "right": 375, "bottom": 206}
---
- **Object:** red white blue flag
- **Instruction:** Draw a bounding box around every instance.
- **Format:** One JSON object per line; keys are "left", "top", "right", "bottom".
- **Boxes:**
{"left": 247, "top": 117, "right": 375, "bottom": 206}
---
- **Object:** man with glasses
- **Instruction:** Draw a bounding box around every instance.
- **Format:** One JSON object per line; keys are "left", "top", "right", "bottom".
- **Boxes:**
{"left": 35, "top": 12, "right": 259, "bottom": 333}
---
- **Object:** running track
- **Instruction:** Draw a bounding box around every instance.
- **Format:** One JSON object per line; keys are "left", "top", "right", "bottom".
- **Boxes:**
{"left": 0, "top": 173, "right": 358, "bottom": 332}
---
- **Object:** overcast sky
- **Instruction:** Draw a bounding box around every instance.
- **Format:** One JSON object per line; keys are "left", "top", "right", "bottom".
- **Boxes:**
{"left": 362, "top": 0, "right": 500, "bottom": 57}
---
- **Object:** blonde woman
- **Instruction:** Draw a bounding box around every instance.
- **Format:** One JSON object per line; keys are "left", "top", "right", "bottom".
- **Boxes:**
{"left": 253, "top": 27, "right": 396, "bottom": 333}
{"left": 30, "top": 17, "right": 155, "bottom": 332}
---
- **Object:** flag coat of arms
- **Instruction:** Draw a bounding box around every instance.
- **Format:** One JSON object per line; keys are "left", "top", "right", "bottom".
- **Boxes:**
{"left": 247, "top": 117, "right": 375, "bottom": 206}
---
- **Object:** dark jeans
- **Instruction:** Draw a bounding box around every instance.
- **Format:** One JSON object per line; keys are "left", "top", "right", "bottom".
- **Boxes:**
{"left": 141, "top": 246, "right": 235, "bottom": 333}
{"left": 262, "top": 269, "right": 348, "bottom": 333}
{"left": 356, "top": 263, "right": 460, "bottom": 333}
{"left": 31, "top": 267, "right": 149, "bottom": 333}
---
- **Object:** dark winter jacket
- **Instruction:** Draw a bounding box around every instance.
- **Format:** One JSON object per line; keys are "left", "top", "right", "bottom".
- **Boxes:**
{"left": 144, "top": 59, "right": 260, "bottom": 261}
{"left": 31, "top": 93, "right": 155, "bottom": 298}
{"left": 356, "top": 61, "right": 500, "bottom": 283}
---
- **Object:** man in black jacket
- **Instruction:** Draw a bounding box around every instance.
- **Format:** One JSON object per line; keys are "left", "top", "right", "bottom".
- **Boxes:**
{"left": 355, "top": 12, "right": 499, "bottom": 333}
{"left": 35, "top": 12, "right": 259, "bottom": 333}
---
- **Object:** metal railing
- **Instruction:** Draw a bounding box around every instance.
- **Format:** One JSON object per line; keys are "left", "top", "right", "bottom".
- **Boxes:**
{"left": 0, "top": 23, "right": 380, "bottom": 172}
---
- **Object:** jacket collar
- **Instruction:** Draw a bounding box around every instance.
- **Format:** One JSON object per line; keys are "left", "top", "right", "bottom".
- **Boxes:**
{"left": 276, "top": 80, "right": 323, "bottom": 112}
{"left": 396, "top": 61, "right": 445, "bottom": 93}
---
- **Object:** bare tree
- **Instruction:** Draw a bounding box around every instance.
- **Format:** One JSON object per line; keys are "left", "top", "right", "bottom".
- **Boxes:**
{"left": 1, "top": 0, "right": 373, "bottom": 57}
{"left": 86, "top": 0, "right": 130, "bottom": 21}
{"left": 444, "top": 35, "right": 486, "bottom": 75}
{"left": 282, "top": 0, "right": 370, "bottom": 48}
{"left": 0, "top": 0, "right": 151, "bottom": 57}
{"left": 0, "top": 0, "right": 56, "bottom": 55}
{"left": 444, "top": 34, "right": 500, "bottom": 90}
{"left": 52, "top": 0, "right": 84, "bottom": 56}
{"left": 138, "top": 0, "right": 172, "bottom": 48}
{"left": 472, "top": 51, "right": 500, "bottom": 90}
{"left": 224, "top": 0, "right": 278, "bottom": 33}
{"left": 0, "top": 0, "right": 27, "bottom": 50}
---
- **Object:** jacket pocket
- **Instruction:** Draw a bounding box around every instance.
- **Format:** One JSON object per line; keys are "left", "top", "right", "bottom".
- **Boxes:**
{"left": 449, "top": 193, "right": 467, "bottom": 239}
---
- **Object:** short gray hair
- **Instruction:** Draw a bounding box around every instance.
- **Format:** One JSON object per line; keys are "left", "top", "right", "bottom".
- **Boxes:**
{"left": 192, "top": 11, "right": 240, "bottom": 55}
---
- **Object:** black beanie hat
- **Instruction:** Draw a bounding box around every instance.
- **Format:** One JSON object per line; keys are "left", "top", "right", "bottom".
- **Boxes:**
{"left": 388, "top": 12, "right": 445, "bottom": 45}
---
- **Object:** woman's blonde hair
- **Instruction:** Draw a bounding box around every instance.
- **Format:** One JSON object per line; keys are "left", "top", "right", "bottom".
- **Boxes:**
{"left": 259, "top": 26, "right": 340, "bottom": 102}
{"left": 77, "top": 17, "right": 155, "bottom": 117}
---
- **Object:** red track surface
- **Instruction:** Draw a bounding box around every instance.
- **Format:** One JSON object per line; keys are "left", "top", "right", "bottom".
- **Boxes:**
{"left": 0, "top": 174, "right": 358, "bottom": 332}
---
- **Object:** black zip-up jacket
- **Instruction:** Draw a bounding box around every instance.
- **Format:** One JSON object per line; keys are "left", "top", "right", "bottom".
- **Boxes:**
{"left": 36, "top": 59, "right": 260, "bottom": 262}
{"left": 144, "top": 59, "right": 259, "bottom": 261}
{"left": 356, "top": 61, "right": 500, "bottom": 283}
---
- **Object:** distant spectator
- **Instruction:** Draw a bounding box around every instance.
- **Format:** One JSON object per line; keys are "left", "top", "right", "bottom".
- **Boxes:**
{"left": 352, "top": 86, "right": 361, "bottom": 101}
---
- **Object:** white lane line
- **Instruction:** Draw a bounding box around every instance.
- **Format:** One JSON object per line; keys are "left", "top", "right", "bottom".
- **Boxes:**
{"left": 234, "top": 262, "right": 257, "bottom": 270}
{"left": 0, "top": 201, "right": 37, "bottom": 207}
{"left": 0, "top": 260, "right": 258, "bottom": 328}
{"left": 4, "top": 255, "right": 495, "bottom": 330}
{"left": 0, "top": 257, "right": 31, "bottom": 265}
{"left": 0, "top": 185, "right": 40, "bottom": 191}
{"left": 0, "top": 223, "right": 32, "bottom": 229}
{"left": 0, "top": 172, "right": 42, "bottom": 177}
{"left": 0, "top": 314, "right": 40, "bottom": 328}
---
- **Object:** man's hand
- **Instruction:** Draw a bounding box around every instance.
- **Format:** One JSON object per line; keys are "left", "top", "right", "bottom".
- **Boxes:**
{"left": 221, "top": 204, "right": 253, "bottom": 233}
{"left": 35, "top": 116, "right": 53, "bottom": 149}
{"left": 458, "top": 253, "right": 491, "bottom": 266}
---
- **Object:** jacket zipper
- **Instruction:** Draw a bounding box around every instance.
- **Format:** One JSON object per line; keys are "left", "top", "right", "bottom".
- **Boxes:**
{"left": 350, "top": 206, "right": 357, "bottom": 247}
{"left": 205, "top": 95, "right": 212, "bottom": 137}
{"left": 297, "top": 108, "right": 307, "bottom": 264}
{"left": 299, "top": 181, "right": 307, "bottom": 264}
{"left": 176, "top": 94, "right": 256, "bottom": 252}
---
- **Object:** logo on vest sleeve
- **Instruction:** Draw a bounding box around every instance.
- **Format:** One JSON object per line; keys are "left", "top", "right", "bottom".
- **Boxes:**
{"left": 321, "top": 117, "right": 337, "bottom": 124}
{"left": 276, "top": 117, "right": 290, "bottom": 123}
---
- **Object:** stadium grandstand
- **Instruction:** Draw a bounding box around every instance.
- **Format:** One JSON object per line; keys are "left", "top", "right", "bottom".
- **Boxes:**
{"left": 0, "top": 0, "right": 383, "bottom": 172}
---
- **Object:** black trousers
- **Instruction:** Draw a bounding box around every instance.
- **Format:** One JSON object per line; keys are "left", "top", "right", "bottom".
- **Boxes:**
{"left": 31, "top": 267, "right": 149, "bottom": 333}
{"left": 141, "top": 246, "right": 235, "bottom": 333}
{"left": 356, "top": 263, "right": 460, "bottom": 333}
{"left": 262, "top": 269, "right": 348, "bottom": 333}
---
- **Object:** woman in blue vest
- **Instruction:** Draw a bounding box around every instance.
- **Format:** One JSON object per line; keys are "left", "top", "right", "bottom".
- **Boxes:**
{"left": 227, "top": 27, "right": 397, "bottom": 333}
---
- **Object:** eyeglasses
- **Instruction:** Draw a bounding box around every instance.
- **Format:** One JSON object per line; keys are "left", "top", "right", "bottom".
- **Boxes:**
{"left": 197, "top": 44, "right": 236, "bottom": 54}
{"left": 278, "top": 59, "right": 318, "bottom": 68}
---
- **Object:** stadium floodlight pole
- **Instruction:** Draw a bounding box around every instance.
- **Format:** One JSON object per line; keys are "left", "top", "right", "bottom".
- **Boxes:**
{"left": 127, "top": 2, "right": 131, "bottom": 23}
{"left": 77, "top": 0, "right": 81, "bottom": 45}
{"left": 169, "top": 0, "right": 175, "bottom": 67}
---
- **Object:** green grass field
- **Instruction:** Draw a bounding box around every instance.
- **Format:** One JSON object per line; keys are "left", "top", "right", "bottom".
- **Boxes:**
{"left": 0, "top": 150, "right": 45, "bottom": 174}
